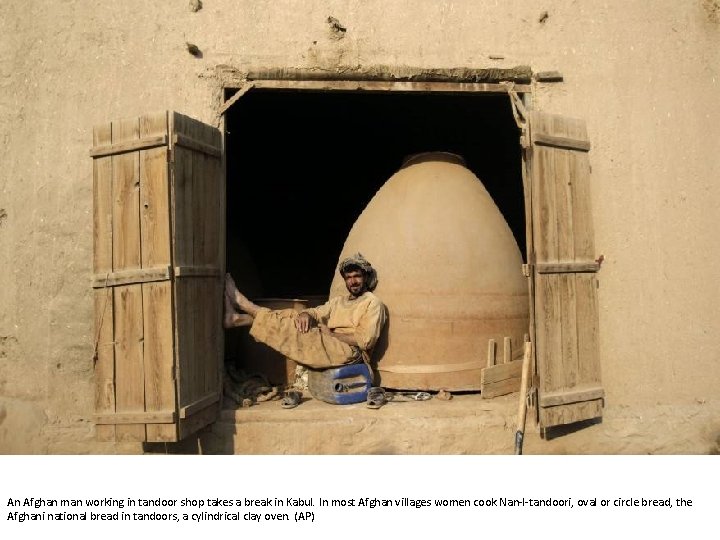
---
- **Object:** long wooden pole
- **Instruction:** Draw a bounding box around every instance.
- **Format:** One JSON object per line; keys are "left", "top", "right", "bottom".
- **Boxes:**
{"left": 514, "top": 341, "right": 533, "bottom": 455}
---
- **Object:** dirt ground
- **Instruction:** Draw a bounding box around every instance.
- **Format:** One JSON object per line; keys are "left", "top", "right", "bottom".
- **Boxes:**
{"left": 146, "top": 392, "right": 720, "bottom": 455}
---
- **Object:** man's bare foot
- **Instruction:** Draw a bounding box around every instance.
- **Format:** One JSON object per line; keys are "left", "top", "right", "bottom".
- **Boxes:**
{"left": 224, "top": 291, "right": 254, "bottom": 328}
{"left": 225, "top": 273, "right": 261, "bottom": 317}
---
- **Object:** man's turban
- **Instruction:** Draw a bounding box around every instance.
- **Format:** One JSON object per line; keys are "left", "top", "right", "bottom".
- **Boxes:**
{"left": 338, "top": 252, "right": 378, "bottom": 292}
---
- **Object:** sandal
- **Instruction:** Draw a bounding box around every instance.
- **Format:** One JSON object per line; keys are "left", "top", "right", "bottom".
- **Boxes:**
{"left": 281, "top": 390, "right": 302, "bottom": 409}
{"left": 387, "top": 391, "right": 432, "bottom": 402}
{"left": 366, "top": 387, "right": 387, "bottom": 409}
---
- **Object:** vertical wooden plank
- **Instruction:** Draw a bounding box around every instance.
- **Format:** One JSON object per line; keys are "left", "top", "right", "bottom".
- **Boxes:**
{"left": 576, "top": 273, "right": 601, "bottom": 383}
{"left": 173, "top": 281, "right": 191, "bottom": 408}
{"left": 140, "top": 112, "right": 171, "bottom": 268}
{"left": 503, "top": 337, "right": 512, "bottom": 364}
{"left": 111, "top": 116, "right": 145, "bottom": 442}
{"left": 205, "top": 279, "right": 220, "bottom": 395}
{"left": 559, "top": 273, "right": 579, "bottom": 389}
{"left": 486, "top": 339, "right": 496, "bottom": 368}
{"left": 216, "top": 117, "right": 227, "bottom": 396}
{"left": 554, "top": 149, "right": 574, "bottom": 262}
{"left": 112, "top": 118, "right": 141, "bottom": 270}
{"left": 94, "top": 288, "right": 116, "bottom": 442}
{"left": 532, "top": 114, "right": 557, "bottom": 265}
{"left": 202, "top": 279, "right": 213, "bottom": 396}
{"left": 93, "top": 122, "right": 116, "bottom": 441}
{"left": 169, "top": 112, "right": 194, "bottom": 409}
{"left": 208, "top": 122, "right": 224, "bottom": 396}
{"left": 171, "top": 113, "right": 194, "bottom": 267}
{"left": 94, "top": 123, "right": 114, "bottom": 275}
{"left": 537, "top": 274, "right": 563, "bottom": 393}
{"left": 139, "top": 112, "right": 176, "bottom": 442}
{"left": 533, "top": 149, "right": 558, "bottom": 264}
{"left": 569, "top": 127, "right": 595, "bottom": 261}
{"left": 189, "top": 280, "right": 200, "bottom": 403}
{"left": 142, "top": 281, "right": 177, "bottom": 441}
{"left": 113, "top": 285, "right": 146, "bottom": 442}
{"left": 198, "top": 121, "right": 222, "bottom": 397}
{"left": 190, "top": 119, "right": 207, "bottom": 403}
{"left": 191, "top": 119, "right": 209, "bottom": 267}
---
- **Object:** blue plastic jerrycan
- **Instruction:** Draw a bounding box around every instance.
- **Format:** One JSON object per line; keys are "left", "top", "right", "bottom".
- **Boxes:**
{"left": 307, "top": 363, "right": 372, "bottom": 404}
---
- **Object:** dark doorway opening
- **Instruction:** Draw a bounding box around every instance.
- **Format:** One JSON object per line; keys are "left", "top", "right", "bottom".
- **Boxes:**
{"left": 224, "top": 88, "right": 525, "bottom": 299}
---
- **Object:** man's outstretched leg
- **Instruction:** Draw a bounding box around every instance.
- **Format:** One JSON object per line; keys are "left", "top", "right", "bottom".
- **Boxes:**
{"left": 225, "top": 273, "right": 262, "bottom": 317}
{"left": 223, "top": 273, "right": 355, "bottom": 368}
{"left": 223, "top": 274, "right": 257, "bottom": 328}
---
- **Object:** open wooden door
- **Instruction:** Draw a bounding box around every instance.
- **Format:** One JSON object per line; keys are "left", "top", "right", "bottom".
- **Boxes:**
{"left": 528, "top": 111, "right": 604, "bottom": 430}
{"left": 91, "top": 111, "right": 224, "bottom": 442}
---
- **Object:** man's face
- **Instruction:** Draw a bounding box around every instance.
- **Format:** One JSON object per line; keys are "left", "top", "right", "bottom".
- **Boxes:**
{"left": 343, "top": 269, "right": 365, "bottom": 297}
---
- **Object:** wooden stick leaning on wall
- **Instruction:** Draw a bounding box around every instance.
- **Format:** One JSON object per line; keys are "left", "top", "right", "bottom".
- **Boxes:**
{"left": 514, "top": 341, "right": 533, "bottom": 455}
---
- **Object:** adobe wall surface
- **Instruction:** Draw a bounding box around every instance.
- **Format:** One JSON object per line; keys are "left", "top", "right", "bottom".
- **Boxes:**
{"left": 0, "top": 0, "right": 718, "bottom": 454}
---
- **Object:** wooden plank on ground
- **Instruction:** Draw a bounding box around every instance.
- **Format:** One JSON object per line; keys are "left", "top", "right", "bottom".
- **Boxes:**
{"left": 481, "top": 358, "right": 523, "bottom": 385}
{"left": 481, "top": 377, "right": 522, "bottom": 399}
{"left": 481, "top": 358, "right": 523, "bottom": 399}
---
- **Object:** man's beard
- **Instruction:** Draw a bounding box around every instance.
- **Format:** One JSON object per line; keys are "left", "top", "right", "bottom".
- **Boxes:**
{"left": 347, "top": 284, "right": 365, "bottom": 296}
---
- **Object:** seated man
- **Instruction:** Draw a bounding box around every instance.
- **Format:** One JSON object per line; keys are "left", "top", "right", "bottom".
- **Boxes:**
{"left": 224, "top": 253, "right": 386, "bottom": 370}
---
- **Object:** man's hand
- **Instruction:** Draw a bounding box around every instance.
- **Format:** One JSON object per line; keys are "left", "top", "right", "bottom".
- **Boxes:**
{"left": 295, "top": 312, "right": 315, "bottom": 333}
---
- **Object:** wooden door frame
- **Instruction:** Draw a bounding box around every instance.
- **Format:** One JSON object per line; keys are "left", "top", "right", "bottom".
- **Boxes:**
{"left": 218, "top": 77, "right": 536, "bottom": 408}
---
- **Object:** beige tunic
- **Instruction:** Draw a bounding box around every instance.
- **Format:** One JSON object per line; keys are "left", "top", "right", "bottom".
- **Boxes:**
{"left": 249, "top": 292, "right": 386, "bottom": 369}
